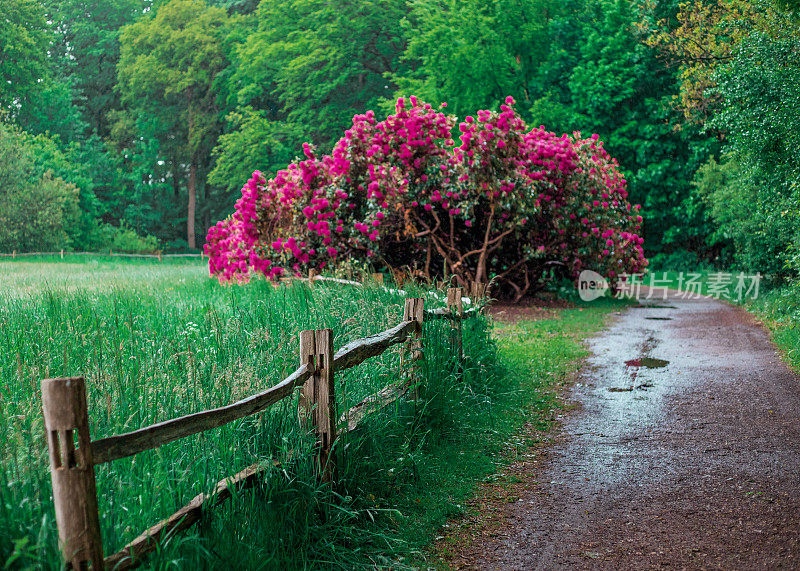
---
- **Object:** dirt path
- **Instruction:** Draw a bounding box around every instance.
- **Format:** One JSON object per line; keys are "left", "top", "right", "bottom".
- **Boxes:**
{"left": 446, "top": 293, "right": 800, "bottom": 569}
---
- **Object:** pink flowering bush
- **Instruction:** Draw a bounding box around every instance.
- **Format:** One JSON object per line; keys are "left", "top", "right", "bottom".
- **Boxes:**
{"left": 205, "top": 96, "right": 647, "bottom": 298}
{"left": 555, "top": 134, "right": 646, "bottom": 283}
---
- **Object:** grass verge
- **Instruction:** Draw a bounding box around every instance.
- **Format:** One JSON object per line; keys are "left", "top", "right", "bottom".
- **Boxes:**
{"left": 745, "top": 282, "right": 800, "bottom": 372}
{"left": 1, "top": 257, "right": 625, "bottom": 569}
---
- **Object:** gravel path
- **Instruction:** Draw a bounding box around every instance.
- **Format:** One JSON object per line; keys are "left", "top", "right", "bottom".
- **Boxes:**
{"left": 451, "top": 293, "right": 800, "bottom": 569}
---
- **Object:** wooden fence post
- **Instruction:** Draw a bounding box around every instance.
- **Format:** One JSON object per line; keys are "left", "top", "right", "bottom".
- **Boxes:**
{"left": 60, "top": 249, "right": 64, "bottom": 259}
{"left": 371, "top": 273, "right": 384, "bottom": 285}
{"left": 392, "top": 268, "right": 404, "bottom": 288}
{"left": 403, "top": 298, "right": 425, "bottom": 399}
{"left": 12, "top": 250, "right": 16, "bottom": 259}
{"left": 308, "top": 269, "right": 317, "bottom": 286}
{"left": 470, "top": 281, "right": 487, "bottom": 301}
{"left": 447, "top": 287, "right": 464, "bottom": 365}
{"left": 41, "top": 377, "right": 104, "bottom": 570}
{"left": 298, "top": 329, "right": 335, "bottom": 482}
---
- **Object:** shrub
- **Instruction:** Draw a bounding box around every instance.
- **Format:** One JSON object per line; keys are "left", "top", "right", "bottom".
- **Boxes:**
{"left": 87, "top": 223, "right": 160, "bottom": 254}
{"left": 0, "top": 171, "right": 80, "bottom": 252}
{"left": 0, "top": 121, "right": 81, "bottom": 252}
{"left": 205, "top": 97, "right": 647, "bottom": 297}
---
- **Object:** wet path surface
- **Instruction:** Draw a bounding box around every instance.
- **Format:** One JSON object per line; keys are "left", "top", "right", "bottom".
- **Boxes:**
{"left": 467, "top": 294, "right": 800, "bottom": 569}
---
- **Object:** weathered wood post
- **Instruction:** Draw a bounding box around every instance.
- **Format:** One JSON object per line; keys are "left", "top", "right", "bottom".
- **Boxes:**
{"left": 447, "top": 287, "right": 464, "bottom": 365}
{"left": 60, "top": 249, "right": 64, "bottom": 259}
{"left": 470, "top": 281, "right": 487, "bottom": 302}
{"left": 371, "top": 273, "right": 384, "bottom": 285}
{"left": 41, "top": 377, "right": 105, "bottom": 569}
{"left": 402, "top": 298, "right": 425, "bottom": 399}
{"left": 298, "top": 329, "right": 335, "bottom": 482}
{"left": 158, "top": 251, "right": 163, "bottom": 262}
{"left": 470, "top": 281, "right": 489, "bottom": 314}
{"left": 308, "top": 269, "right": 317, "bottom": 287}
{"left": 12, "top": 250, "right": 16, "bottom": 259}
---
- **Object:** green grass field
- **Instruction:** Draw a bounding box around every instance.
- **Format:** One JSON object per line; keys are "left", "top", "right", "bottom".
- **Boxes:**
{"left": 1, "top": 257, "right": 625, "bottom": 569}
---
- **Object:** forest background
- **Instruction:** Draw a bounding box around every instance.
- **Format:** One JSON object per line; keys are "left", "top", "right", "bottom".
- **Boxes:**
{"left": 2, "top": 0, "right": 799, "bottom": 278}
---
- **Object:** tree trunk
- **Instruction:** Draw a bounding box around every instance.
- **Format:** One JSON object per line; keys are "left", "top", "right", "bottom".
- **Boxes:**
{"left": 188, "top": 160, "right": 197, "bottom": 250}
{"left": 475, "top": 205, "right": 495, "bottom": 284}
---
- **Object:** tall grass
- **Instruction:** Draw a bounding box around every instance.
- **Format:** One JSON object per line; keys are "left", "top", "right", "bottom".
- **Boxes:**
{"left": 0, "top": 257, "right": 510, "bottom": 569}
{"left": 746, "top": 281, "right": 800, "bottom": 371}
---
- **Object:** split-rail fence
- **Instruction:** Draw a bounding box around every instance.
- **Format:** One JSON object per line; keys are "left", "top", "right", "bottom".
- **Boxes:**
{"left": 40, "top": 276, "right": 489, "bottom": 569}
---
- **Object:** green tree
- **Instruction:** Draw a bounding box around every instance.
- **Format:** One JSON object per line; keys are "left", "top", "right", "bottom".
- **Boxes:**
{"left": 0, "top": 120, "right": 81, "bottom": 251}
{"left": 533, "top": 0, "right": 719, "bottom": 264}
{"left": 232, "top": 0, "right": 409, "bottom": 149}
{"left": 0, "top": 0, "right": 52, "bottom": 117}
{"left": 44, "top": 0, "right": 148, "bottom": 138}
{"left": 208, "top": 107, "right": 297, "bottom": 197}
{"left": 397, "top": 0, "right": 567, "bottom": 117}
{"left": 704, "top": 32, "right": 800, "bottom": 275}
{"left": 116, "top": 0, "right": 232, "bottom": 249}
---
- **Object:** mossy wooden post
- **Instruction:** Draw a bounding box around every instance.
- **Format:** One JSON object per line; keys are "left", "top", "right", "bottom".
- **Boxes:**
{"left": 402, "top": 298, "right": 425, "bottom": 399}
{"left": 392, "top": 268, "right": 404, "bottom": 288}
{"left": 298, "top": 329, "right": 335, "bottom": 482}
{"left": 470, "top": 281, "right": 489, "bottom": 313}
{"left": 41, "top": 377, "right": 104, "bottom": 570}
{"left": 470, "top": 281, "right": 487, "bottom": 301}
{"left": 447, "top": 287, "right": 464, "bottom": 366}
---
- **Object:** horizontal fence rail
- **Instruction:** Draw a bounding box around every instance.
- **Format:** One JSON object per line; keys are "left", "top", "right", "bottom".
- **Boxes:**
{"left": 93, "top": 320, "right": 420, "bottom": 465}
{"left": 0, "top": 250, "right": 203, "bottom": 259}
{"left": 104, "top": 461, "right": 271, "bottom": 569}
{"left": 92, "top": 364, "right": 313, "bottom": 465}
{"left": 40, "top": 278, "right": 491, "bottom": 570}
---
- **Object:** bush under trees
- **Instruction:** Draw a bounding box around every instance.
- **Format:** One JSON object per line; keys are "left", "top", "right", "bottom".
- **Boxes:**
{"left": 0, "top": 121, "right": 80, "bottom": 251}
{"left": 206, "top": 97, "right": 647, "bottom": 297}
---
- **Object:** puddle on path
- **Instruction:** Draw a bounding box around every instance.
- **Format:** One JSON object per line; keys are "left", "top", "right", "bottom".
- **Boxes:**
{"left": 625, "top": 357, "right": 670, "bottom": 368}
{"left": 645, "top": 317, "right": 673, "bottom": 321}
{"left": 607, "top": 358, "right": 669, "bottom": 392}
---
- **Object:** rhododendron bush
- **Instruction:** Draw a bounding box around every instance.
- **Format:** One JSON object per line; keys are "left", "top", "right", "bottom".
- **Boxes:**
{"left": 205, "top": 96, "right": 647, "bottom": 298}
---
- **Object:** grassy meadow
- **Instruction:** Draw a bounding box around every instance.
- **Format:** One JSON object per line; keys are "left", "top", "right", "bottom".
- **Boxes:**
{"left": 1, "top": 257, "right": 625, "bottom": 569}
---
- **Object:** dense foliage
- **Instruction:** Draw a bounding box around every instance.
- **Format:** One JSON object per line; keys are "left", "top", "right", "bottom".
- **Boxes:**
{"left": 1, "top": 0, "right": 797, "bottom": 280}
{"left": 700, "top": 31, "right": 800, "bottom": 275}
{"left": 205, "top": 97, "right": 646, "bottom": 296}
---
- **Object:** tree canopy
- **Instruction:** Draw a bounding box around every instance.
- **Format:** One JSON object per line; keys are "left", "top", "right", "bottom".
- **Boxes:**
{"left": 1, "top": 0, "right": 797, "bottom": 283}
{"left": 116, "top": 0, "right": 232, "bottom": 249}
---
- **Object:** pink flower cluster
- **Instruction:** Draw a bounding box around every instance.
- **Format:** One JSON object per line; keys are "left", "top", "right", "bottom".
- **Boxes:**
{"left": 205, "top": 171, "right": 280, "bottom": 283}
{"left": 205, "top": 96, "right": 647, "bottom": 292}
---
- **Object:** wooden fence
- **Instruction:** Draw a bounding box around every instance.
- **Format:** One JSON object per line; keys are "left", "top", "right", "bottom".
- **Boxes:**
{"left": 0, "top": 250, "right": 202, "bottom": 261}
{"left": 40, "top": 279, "right": 488, "bottom": 570}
